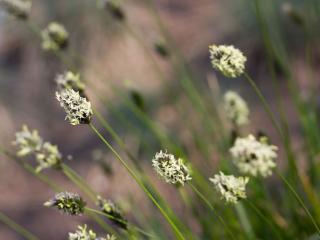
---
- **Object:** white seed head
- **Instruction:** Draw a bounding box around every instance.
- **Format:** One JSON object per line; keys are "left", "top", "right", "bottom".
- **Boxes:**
{"left": 44, "top": 192, "right": 86, "bottom": 216}
{"left": 56, "top": 89, "right": 93, "bottom": 125}
{"left": 68, "top": 225, "right": 97, "bottom": 240}
{"left": 68, "top": 224, "right": 116, "bottom": 240}
{"left": 209, "top": 171, "right": 249, "bottom": 204}
{"left": 223, "top": 91, "right": 249, "bottom": 126}
{"left": 0, "top": 0, "right": 31, "bottom": 20}
{"left": 13, "top": 125, "right": 42, "bottom": 157}
{"left": 41, "top": 22, "right": 69, "bottom": 51}
{"left": 230, "top": 134, "right": 277, "bottom": 177}
{"left": 35, "top": 142, "right": 62, "bottom": 172}
{"left": 13, "top": 125, "right": 62, "bottom": 171}
{"left": 209, "top": 45, "right": 246, "bottom": 78}
{"left": 55, "top": 71, "right": 85, "bottom": 92}
{"left": 152, "top": 150, "right": 192, "bottom": 185}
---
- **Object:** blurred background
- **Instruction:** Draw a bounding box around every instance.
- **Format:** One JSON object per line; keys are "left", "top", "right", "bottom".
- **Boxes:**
{"left": 0, "top": 0, "right": 320, "bottom": 239}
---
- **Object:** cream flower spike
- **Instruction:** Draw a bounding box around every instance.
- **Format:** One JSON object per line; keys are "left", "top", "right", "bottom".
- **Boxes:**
{"left": 56, "top": 89, "right": 93, "bottom": 125}
{"left": 0, "top": 0, "right": 32, "bottom": 20}
{"left": 209, "top": 45, "right": 246, "bottom": 78}
{"left": 230, "top": 134, "right": 277, "bottom": 177}
{"left": 152, "top": 150, "right": 192, "bottom": 185}
{"left": 41, "top": 22, "right": 69, "bottom": 51}
{"left": 223, "top": 90, "right": 249, "bottom": 126}
{"left": 210, "top": 172, "right": 249, "bottom": 204}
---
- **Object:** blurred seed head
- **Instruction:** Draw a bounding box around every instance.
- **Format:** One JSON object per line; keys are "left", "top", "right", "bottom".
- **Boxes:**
{"left": 13, "top": 125, "right": 62, "bottom": 172}
{"left": 68, "top": 224, "right": 116, "bottom": 240}
{"left": 0, "top": 0, "right": 31, "bottom": 20}
{"left": 154, "top": 38, "right": 170, "bottom": 58}
{"left": 56, "top": 71, "right": 85, "bottom": 93}
{"left": 282, "top": 2, "right": 304, "bottom": 27}
{"left": 209, "top": 171, "right": 248, "bottom": 204}
{"left": 209, "top": 45, "right": 246, "bottom": 78}
{"left": 68, "top": 224, "right": 97, "bottom": 240}
{"left": 230, "top": 134, "right": 277, "bottom": 177}
{"left": 56, "top": 89, "right": 93, "bottom": 126}
{"left": 44, "top": 192, "right": 86, "bottom": 216}
{"left": 97, "top": 0, "right": 125, "bottom": 21}
{"left": 223, "top": 91, "right": 249, "bottom": 126}
{"left": 97, "top": 196, "right": 128, "bottom": 229}
{"left": 35, "top": 142, "right": 62, "bottom": 172}
{"left": 152, "top": 150, "right": 192, "bottom": 185}
{"left": 13, "top": 125, "right": 42, "bottom": 157}
{"left": 41, "top": 22, "right": 69, "bottom": 51}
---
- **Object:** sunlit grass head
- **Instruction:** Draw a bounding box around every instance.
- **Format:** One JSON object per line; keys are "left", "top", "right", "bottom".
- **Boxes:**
{"left": 0, "top": 0, "right": 31, "bottom": 20}
{"left": 209, "top": 45, "right": 246, "bottom": 78}
{"left": 56, "top": 89, "right": 93, "bottom": 125}
{"left": 152, "top": 150, "right": 192, "bottom": 186}
{"left": 44, "top": 192, "right": 86, "bottom": 216}
{"left": 230, "top": 135, "right": 277, "bottom": 177}
{"left": 209, "top": 171, "right": 249, "bottom": 204}
{"left": 41, "top": 22, "right": 69, "bottom": 51}
{"left": 223, "top": 91, "right": 249, "bottom": 126}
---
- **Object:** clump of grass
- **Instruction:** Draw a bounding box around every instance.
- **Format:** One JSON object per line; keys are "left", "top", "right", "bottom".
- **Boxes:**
{"left": 1, "top": 0, "right": 320, "bottom": 239}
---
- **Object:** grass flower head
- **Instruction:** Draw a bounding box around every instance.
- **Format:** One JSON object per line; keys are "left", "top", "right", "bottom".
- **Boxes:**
{"left": 209, "top": 44, "right": 246, "bottom": 78}
{"left": 223, "top": 91, "right": 249, "bottom": 126}
{"left": 44, "top": 192, "right": 86, "bottom": 216}
{"left": 35, "top": 142, "right": 62, "bottom": 172}
{"left": 56, "top": 71, "right": 85, "bottom": 93}
{"left": 56, "top": 89, "right": 93, "bottom": 125}
{"left": 13, "top": 125, "right": 62, "bottom": 172}
{"left": 209, "top": 172, "right": 248, "bottom": 204}
{"left": 13, "top": 125, "right": 42, "bottom": 157}
{"left": 230, "top": 134, "right": 277, "bottom": 177}
{"left": 41, "top": 22, "right": 69, "bottom": 51}
{"left": 152, "top": 150, "right": 192, "bottom": 185}
{"left": 0, "top": 0, "right": 31, "bottom": 19}
{"left": 97, "top": 0, "right": 125, "bottom": 21}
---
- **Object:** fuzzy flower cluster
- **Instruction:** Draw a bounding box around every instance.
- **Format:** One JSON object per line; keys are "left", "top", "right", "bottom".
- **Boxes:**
{"left": 97, "top": 0, "right": 125, "bottom": 21}
{"left": 152, "top": 150, "right": 192, "bottom": 185}
{"left": 97, "top": 196, "right": 127, "bottom": 229}
{"left": 209, "top": 45, "right": 246, "bottom": 78}
{"left": 41, "top": 22, "right": 69, "bottom": 51}
{"left": 13, "top": 125, "right": 61, "bottom": 172}
{"left": 209, "top": 172, "right": 249, "bottom": 204}
{"left": 44, "top": 192, "right": 86, "bottom": 216}
{"left": 223, "top": 91, "right": 249, "bottom": 126}
{"left": 0, "top": 0, "right": 31, "bottom": 19}
{"left": 56, "top": 71, "right": 85, "bottom": 93}
{"left": 68, "top": 224, "right": 116, "bottom": 240}
{"left": 56, "top": 89, "right": 93, "bottom": 125}
{"left": 230, "top": 135, "right": 277, "bottom": 177}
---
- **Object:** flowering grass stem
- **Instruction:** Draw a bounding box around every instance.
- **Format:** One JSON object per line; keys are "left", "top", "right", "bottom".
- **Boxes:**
{"left": 244, "top": 199, "right": 282, "bottom": 240}
{"left": 89, "top": 123, "right": 186, "bottom": 240}
{"left": 189, "top": 183, "right": 236, "bottom": 240}
{"left": 85, "top": 207, "right": 156, "bottom": 239}
{"left": 276, "top": 171, "right": 320, "bottom": 236}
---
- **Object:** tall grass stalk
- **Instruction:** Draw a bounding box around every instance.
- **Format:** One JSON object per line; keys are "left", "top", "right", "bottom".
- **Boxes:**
{"left": 89, "top": 123, "right": 186, "bottom": 240}
{"left": 189, "top": 183, "right": 236, "bottom": 240}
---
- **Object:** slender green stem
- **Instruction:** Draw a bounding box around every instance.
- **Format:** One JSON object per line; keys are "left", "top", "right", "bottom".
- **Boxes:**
{"left": 234, "top": 202, "right": 255, "bottom": 240}
{"left": 0, "top": 212, "right": 39, "bottom": 240}
{"left": 85, "top": 207, "right": 156, "bottom": 239}
{"left": 89, "top": 123, "right": 186, "bottom": 240}
{"left": 245, "top": 199, "right": 282, "bottom": 240}
{"left": 61, "top": 163, "right": 97, "bottom": 202}
{"left": 243, "top": 72, "right": 283, "bottom": 139}
{"left": 276, "top": 171, "right": 320, "bottom": 236}
{"left": 189, "top": 183, "right": 236, "bottom": 240}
